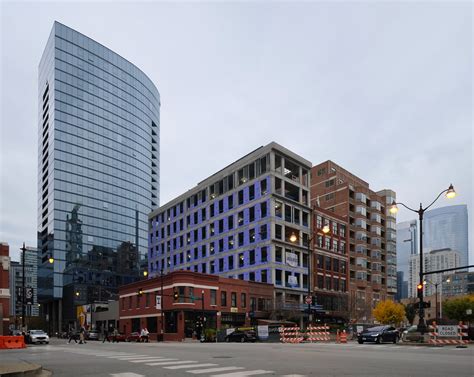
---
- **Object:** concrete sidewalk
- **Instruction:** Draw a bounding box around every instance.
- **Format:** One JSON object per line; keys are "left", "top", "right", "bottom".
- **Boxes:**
{"left": 0, "top": 359, "right": 49, "bottom": 377}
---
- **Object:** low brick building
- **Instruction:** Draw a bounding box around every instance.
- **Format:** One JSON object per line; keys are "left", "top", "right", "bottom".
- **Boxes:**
{"left": 0, "top": 242, "right": 11, "bottom": 335}
{"left": 119, "top": 270, "right": 274, "bottom": 341}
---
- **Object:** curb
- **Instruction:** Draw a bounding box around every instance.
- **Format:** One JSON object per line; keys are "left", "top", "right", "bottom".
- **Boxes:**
{"left": 0, "top": 362, "right": 44, "bottom": 377}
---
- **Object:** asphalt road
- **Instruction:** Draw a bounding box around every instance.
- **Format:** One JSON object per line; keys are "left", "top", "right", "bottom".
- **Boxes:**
{"left": 0, "top": 338, "right": 472, "bottom": 377}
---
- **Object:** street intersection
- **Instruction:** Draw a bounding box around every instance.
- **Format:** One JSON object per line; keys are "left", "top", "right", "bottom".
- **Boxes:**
{"left": 0, "top": 339, "right": 472, "bottom": 377}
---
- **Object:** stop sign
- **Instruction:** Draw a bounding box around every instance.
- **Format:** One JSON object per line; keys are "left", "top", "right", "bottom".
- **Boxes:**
{"left": 305, "top": 296, "right": 312, "bottom": 304}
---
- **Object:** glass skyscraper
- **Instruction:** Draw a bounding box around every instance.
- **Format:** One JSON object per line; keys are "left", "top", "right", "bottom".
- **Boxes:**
{"left": 396, "top": 220, "right": 417, "bottom": 300}
{"left": 37, "top": 22, "right": 160, "bottom": 331}
{"left": 423, "top": 205, "right": 469, "bottom": 267}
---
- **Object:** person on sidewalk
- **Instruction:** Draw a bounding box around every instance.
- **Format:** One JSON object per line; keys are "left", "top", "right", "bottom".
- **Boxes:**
{"left": 140, "top": 327, "right": 149, "bottom": 343}
{"left": 112, "top": 327, "right": 119, "bottom": 343}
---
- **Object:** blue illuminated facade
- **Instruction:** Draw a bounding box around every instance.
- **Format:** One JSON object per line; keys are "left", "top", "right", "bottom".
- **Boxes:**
{"left": 149, "top": 143, "right": 312, "bottom": 304}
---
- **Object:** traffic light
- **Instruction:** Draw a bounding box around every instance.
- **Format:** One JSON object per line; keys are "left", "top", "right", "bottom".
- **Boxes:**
{"left": 173, "top": 289, "right": 179, "bottom": 301}
{"left": 138, "top": 288, "right": 144, "bottom": 297}
{"left": 417, "top": 283, "right": 423, "bottom": 299}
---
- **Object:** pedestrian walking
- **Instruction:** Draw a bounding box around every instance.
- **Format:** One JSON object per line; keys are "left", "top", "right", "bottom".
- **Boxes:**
{"left": 102, "top": 328, "right": 110, "bottom": 343}
{"left": 112, "top": 327, "right": 119, "bottom": 343}
{"left": 79, "top": 326, "right": 87, "bottom": 344}
{"left": 68, "top": 329, "right": 78, "bottom": 344}
{"left": 140, "top": 327, "right": 149, "bottom": 343}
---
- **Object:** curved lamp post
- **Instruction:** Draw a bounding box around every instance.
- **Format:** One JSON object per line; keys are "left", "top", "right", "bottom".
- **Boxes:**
{"left": 388, "top": 184, "right": 456, "bottom": 333}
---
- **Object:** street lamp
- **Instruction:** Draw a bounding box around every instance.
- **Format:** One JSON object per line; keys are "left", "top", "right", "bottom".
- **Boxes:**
{"left": 388, "top": 184, "right": 456, "bottom": 333}
{"left": 289, "top": 232, "right": 313, "bottom": 329}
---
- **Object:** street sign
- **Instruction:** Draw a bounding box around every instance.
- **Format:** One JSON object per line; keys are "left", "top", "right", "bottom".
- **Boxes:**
{"left": 437, "top": 325, "right": 458, "bottom": 337}
{"left": 305, "top": 295, "right": 312, "bottom": 305}
{"left": 25, "top": 287, "right": 34, "bottom": 305}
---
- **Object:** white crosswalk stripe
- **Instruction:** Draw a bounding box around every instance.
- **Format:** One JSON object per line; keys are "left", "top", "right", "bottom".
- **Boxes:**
{"left": 210, "top": 370, "right": 273, "bottom": 377}
{"left": 129, "top": 358, "right": 168, "bottom": 363}
{"left": 188, "top": 367, "right": 245, "bottom": 374}
{"left": 147, "top": 360, "right": 197, "bottom": 366}
{"left": 128, "top": 358, "right": 166, "bottom": 362}
{"left": 164, "top": 363, "right": 218, "bottom": 370}
{"left": 108, "top": 355, "right": 149, "bottom": 359}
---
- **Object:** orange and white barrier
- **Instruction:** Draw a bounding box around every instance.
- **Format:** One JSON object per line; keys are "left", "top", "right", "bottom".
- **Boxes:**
{"left": 336, "top": 330, "right": 348, "bottom": 343}
{"left": 428, "top": 322, "right": 469, "bottom": 345}
{"left": 306, "top": 325, "right": 330, "bottom": 342}
{"left": 279, "top": 326, "right": 303, "bottom": 343}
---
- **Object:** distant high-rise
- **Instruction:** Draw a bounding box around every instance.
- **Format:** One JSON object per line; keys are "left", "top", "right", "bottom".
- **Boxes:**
{"left": 423, "top": 205, "right": 469, "bottom": 267}
{"left": 409, "top": 248, "right": 461, "bottom": 297}
{"left": 37, "top": 22, "right": 160, "bottom": 332}
{"left": 396, "top": 220, "right": 417, "bottom": 300}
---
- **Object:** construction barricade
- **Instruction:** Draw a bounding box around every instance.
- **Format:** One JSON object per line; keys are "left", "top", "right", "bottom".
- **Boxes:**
{"left": 279, "top": 326, "right": 304, "bottom": 343}
{"left": 336, "top": 330, "right": 348, "bottom": 343}
{"left": 306, "top": 325, "right": 330, "bottom": 343}
{"left": 428, "top": 322, "right": 469, "bottom": 345}
{"left": 0, "top": 336, "right": 26, "bottom": 349}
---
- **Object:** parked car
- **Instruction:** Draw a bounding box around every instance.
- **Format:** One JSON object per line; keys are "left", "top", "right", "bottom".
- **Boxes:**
{"left": 357, "top": 326, "right": 399, "bottom": 344}
{"left": 126, "top": 332, "right": 142, "bottom": 342}
{"left": 107, "top": 332, "right": 127, "bottom": 342}
{"left": 401, "top": 325, "right": 424, "bottom": 342}
{"left": 27, "top": 330, "right": 50, "bottom": 345}
{"left": 87, "top": 330, "right": 100, "bottom": 341}
{"left": 225, "top": 330, "right": 257, "bottom": 343}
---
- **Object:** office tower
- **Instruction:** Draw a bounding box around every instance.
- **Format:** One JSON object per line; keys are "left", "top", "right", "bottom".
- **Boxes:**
{"left": 442, "top": 271, "right": 474, "bottom": 297}
{"left": 37, "top": 22, "right": 160, "bottom": 331}
{"left": 149, "top": 142, "right": 312, "bottom": 316}
{"left": 423, "top": 205, "right": 469, "bottom": 267}
{"left": 396, "top": 220, "right": 417, "bottom": 300}
{"left": 310, "top": 161, "right": 396, "bottom": 322}
{"left": 9, "top": 247, "right": 39, "bottom": 318}
{"left": 409, "top": 248, "right": 461, "bottom": 297}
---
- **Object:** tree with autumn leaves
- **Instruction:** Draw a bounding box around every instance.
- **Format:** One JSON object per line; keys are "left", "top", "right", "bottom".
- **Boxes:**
{"left": 373, "top": 300, "right": 405, "bottom": 325}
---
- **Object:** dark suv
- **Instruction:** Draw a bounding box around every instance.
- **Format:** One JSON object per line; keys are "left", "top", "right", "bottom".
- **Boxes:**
{"left": 358, "top": 326, "right": 399, "bottom": 344}
{"left": 225, "top": 330, "right": 257, "bottom": 343}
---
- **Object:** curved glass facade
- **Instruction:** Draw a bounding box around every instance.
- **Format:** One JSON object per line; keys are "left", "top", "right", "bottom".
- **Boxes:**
{"left": 423, "top": 205, "right": 469, "bottom": 267}
{"left": 37, "top": 22, "right": 160, "bottom": 327}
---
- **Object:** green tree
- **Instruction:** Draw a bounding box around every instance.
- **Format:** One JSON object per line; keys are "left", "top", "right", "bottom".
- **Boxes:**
{"left": 443, "top": 295, "right": 474, "bottom": 323}
{"left": 373, "top": 300, "right": 405, "bottom": 325}
{"left": 405, "top": 303, "right": 416, "bottom": 325}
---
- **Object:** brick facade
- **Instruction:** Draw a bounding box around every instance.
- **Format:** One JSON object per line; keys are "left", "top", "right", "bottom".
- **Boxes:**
{"left": 311, "top": 161, "right": 396, "bottom": 323}
{"left": 0, "top": 243, "right": 11, "bottom": 335}
{"left": 119, "top": 270, "right": 273, "bottom": 341}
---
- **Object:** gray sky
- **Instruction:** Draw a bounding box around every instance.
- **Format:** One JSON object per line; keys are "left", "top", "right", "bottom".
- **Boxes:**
{"left": 1, "top": 1, "right": 472, "bottom": 264}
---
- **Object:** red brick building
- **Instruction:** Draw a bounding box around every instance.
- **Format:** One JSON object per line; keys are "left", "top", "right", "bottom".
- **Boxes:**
{"left": 0, "top": 242, "right": 11, "bottom": 335}
{"left": 119, "top": 270, "right": 274, "bottom": 341}
{"left": 312, "top": 207, "right": 349, "bottom": 323}
{"left": 311, "top": 161, "right": 397, "bottom": 323}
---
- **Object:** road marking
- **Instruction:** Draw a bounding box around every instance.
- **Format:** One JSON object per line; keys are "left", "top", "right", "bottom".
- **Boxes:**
{"left": 188, "top": 367, "right": 245, "bottom": 374}
{"left": 210, "top": 370, "right": 273, "bottom": 377}
{"left": 110, "top": 373, "right": 145, "bottom": 377}
{"left": 281, "top": 375, "right": 307, "bottom": 377}
{"left": 108, "top": 355, "right": 150, "bottom": 359}
{"left": 146, "top": 360, "right": 197, "bottom": 366}
{"left": 164, "top": 363, "right": 218, "bottom": 370}
{"left": 126, "top": 357, "right": 166, "bottom": 362}
{"left": 129, "top": 358, "right": 169, "bottom": 363}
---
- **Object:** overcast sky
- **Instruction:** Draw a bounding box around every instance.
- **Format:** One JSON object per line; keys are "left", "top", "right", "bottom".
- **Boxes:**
{"left": 1, "top": 1, "right": 472, "bottom": 264}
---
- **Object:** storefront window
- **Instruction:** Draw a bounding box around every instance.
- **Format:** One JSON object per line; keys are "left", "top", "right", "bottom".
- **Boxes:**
{"left": 165, "top": 312, "right": 177, "bottom": 333}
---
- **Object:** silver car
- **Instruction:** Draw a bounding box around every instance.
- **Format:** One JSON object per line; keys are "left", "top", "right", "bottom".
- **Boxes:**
{"left": 28, "top": 330, "right": 49, "bottom": 344}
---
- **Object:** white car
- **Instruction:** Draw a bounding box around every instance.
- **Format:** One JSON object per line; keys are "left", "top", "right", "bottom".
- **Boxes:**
{"left": 28, "top": 330, "right": 50, "bottom": 344}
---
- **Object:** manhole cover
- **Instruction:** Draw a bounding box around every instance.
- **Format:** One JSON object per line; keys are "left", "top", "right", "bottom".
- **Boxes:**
{"left": 212, "top": 356, "right": 233, "bottom": 359}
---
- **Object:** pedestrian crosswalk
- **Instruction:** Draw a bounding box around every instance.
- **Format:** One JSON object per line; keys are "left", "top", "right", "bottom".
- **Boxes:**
{"left": 47, "top": 346, "right": 276, "bottom": 376}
